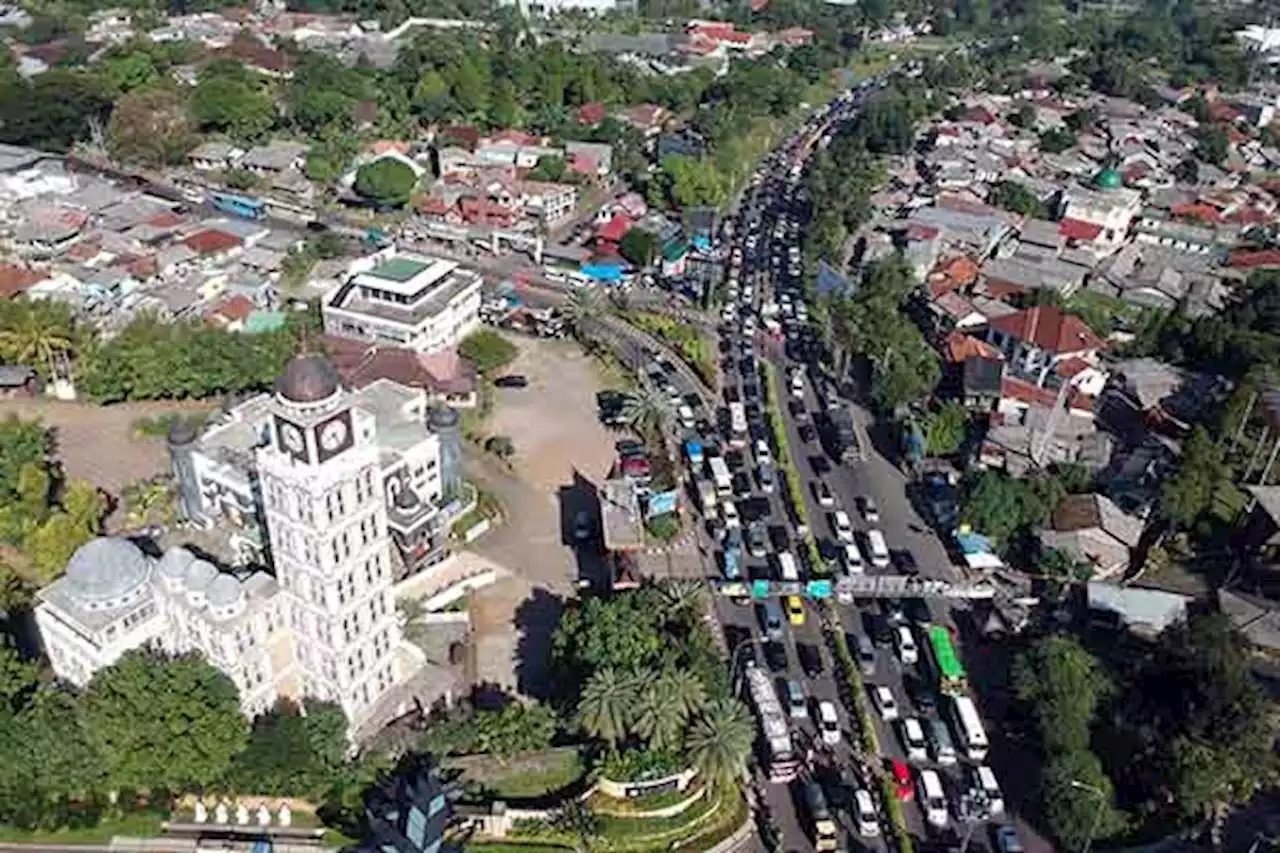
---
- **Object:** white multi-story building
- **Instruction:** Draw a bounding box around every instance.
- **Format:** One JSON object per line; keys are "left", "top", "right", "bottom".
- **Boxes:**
{"left": 322, "top": 250, "right": 482, "bottom": 356}
{"left": 35, "top": 352, "right": 465, "bottom": 732}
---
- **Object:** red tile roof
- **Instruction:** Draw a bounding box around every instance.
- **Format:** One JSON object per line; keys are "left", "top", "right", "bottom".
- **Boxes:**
{"left": 942, "top": 331, "right": 1000, "bottom": 364}
{"left": 147, "top": 210, "right": 186, "bottom": 229}
{"left": 989, "top": 305, "right": 1104, "bottom": 354}
{"left": 184, "top": 229, "right": 242, "bottom": 255}
{"left": 206, "top": 294, "right": 255, "bottom": 325}
{"left": 1229, "top": 248, "right": 1280, "bottom": 268}
{"left": 0, "top": 263, "right": 43, "bottom": 299}
{"left": 1056, "top": 356, "right": 1092, "bottom": 378}
{"left": 1058, "top": 217, "right": 1104, "bottom": 241}
{"left": 928, "top": 255, "right": 979, "bottom": 297}
{"left": 1001, "top": 376, "right": 1058, "bottom": 408}
{"left": 577, "top": 102, "right": 607, "bottom": 125}
{"left": 596, "top": 213, "right": 633, "bottom": 243}
{"left": 1171, "top": 202, "right": 1222, "bottom": 223}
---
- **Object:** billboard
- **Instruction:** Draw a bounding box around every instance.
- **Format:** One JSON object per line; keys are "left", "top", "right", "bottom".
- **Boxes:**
{"left": 646, "top": 490, "right": 679, "bottom": 518}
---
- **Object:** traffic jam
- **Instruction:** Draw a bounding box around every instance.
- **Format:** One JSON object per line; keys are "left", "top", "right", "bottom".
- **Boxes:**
{"left": 670, "top": 81, "right": 1020, "bottom": 853}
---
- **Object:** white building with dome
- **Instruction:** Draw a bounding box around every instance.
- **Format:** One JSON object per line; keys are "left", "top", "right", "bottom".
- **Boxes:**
{"left": 35, "top": 351, "right": 466, "bottom": 731}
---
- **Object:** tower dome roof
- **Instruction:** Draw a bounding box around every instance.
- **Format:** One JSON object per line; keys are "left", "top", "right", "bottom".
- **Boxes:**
{"left": 1095, "top": 168, "right": 1122, "bottom": 189}
{"left": 156, "top": 547, "right": 197, "bottom": 581}
{"left": 206, "top": 573, "right": 244, "bottom": 609}
{"left": 64, "top": 538, "right": 152, "bottom": 606}
{"left": 184, "top": 559, "right": 218, "bottom": 591}
{"left": 276, "top": 353, "right": 343, "bottom": 405}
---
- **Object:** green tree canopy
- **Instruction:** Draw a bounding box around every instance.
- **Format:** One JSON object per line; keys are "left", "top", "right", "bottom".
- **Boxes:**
{"left": 619, "top": 228, "right": 659, "bottom": 267}
{"left": 190, "top": 63, "right": 276, "bottom": 141}
{"left": 353, "top": 158, "right": 419, "bottom": 208}
{"left": 82, "top": 650, "right": 249, "bottom": 791}
{"left": 105, "top": 87, "right": 197, "bottom": 168}
{"left": 1013, "top": 634, "right": 1111, "bottom": 755}
{"left": 225, "top": 700, "right": 347, "bottom": 797}
{"left": 1158, "top": 426, "right": 1229, "bottom": 529}
{"left": 458, "top": 330, "right": 518, "bottom": 375}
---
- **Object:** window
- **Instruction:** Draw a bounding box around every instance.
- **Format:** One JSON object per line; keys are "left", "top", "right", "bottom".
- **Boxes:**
{"left": 406, "top": 806, "right": 427, "bottom": 849}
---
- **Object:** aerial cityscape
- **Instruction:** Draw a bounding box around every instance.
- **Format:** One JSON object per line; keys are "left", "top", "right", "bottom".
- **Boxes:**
{"left": 0, "top": 0, "right": 1278, "bottom": 852}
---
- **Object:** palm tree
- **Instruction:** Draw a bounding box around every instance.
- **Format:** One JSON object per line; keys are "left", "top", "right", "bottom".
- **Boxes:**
{"left": 685, "top": 698, "right": 755, "bottom": 787}
{"left": 0, "top": 301, "right": 74, "bottom": 379}
{"left": 618, "top": 386, "right": 670, "bottom": 438}
{"left": 551, "top": 800, "right": 598, "bottom": 853}
{"left": 565, "top": 287, "right": 607, "bottom": 341}
{"left": 630, "top": 682, "right": 687, "bottom": 750}
{"left": 664, "top": 669, "right": 707, "bottom": 721}
{"left": 577, "top": 667, "right": 636, "bottom": 746}
{"left": 657, "top": 578, "right": 707, "bottom": 624}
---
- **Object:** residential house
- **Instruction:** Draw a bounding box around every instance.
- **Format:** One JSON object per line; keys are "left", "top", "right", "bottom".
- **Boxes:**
{"left": 1040, "top": 493, "right": 1144, "bottom": 578}
{"left": 1238, "top": 485, "right": 1280, "bottom": 570}
{"left": 658, "top": 129, "right": 708, "bottom": 160}
{"left": 1087, "top": 583, "right": 1188, "bottom": 639}
{"left": 979, "top": 254, "right": 1087, "bottom": 299}
{"left": 0, "top": 262, "right": 43, "bottom": 299}
{"left": 564, "top": 141, "right": 613, "bottom": 179}
{"left": 12, "top": 205, "right": 88, "bottom": 257}
{"left": 1058, "top": 173, "right": 1143, "bottom": 252}
{"left": 184, "top": 228, "right": 244, "bottom": 262}
{"left": 238, "top": 142, "right": 308, "bottom": 177}
{"left": 986, "top": 305, "right": 1106, "bottom": 391}
{"left": 521, "top": 181, "right": 577, "bottom": 225}
{"left": 615, "top": 103, "right": 667, "bottom": 138}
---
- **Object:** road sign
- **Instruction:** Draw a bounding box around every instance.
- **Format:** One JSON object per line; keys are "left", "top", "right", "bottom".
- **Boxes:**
{"left": 807, "top": 580, "right": 833, "bottom": 599}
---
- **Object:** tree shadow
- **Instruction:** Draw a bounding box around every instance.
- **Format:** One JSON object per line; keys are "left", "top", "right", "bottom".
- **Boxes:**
{"left": 512, "top": 586, "right": 566, "bottom": 701}
{"left": 557, "top": 467, "right": 607, "bottom": 591}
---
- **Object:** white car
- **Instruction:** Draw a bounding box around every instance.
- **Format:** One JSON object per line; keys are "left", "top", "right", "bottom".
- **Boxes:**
{"left": 918, "top": 769, "right": 950, "bottom": 828}
{"left": 790, "top": 374, "right": 804, "bottom": 399}
{"left": 900, "top": 717, "right": 928, "bottom": 762}
{"left": 860, "top": 496, "right": 880, "bottom": 523}
{"left": 817, "top": 700, "right": 841, "bottom": 745}
{"left": 721, "top": 501, "right": 741, "bottom": 528}
{"left": 815, "top": 481, "right": 836, "bottom": 508}
{"left": 833, "top": 510, "right": 855, "bottom": 544}
{"left": 841, "top": 543, "right": 864, "bottom": 574}
{"left": 854, "top": 789, "right": 880, "bottom": 837}
{"left": 754, "top": 439, "right": 772, "bottom": 465}
{"left": 895, "top": 625, "right": 919, "bottom": 665}
{"left": 872, "top": 685, "right": 899, "bottom": 721}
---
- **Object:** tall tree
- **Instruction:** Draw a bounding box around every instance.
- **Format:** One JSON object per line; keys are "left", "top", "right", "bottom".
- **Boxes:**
{"left": 576, "top": 668, "right": 637, "bottom": 746}
{"left": 1013, "top": 634, "right": 1111, "bottom": 755}
{"left": 82, "top": 650, "right": 248, "bottom": 791}
{"left": 685, "top": 698, "right": 753, "bottom": 787}
{"left": 105, "top": 87, "right": 197, "bottom": 168}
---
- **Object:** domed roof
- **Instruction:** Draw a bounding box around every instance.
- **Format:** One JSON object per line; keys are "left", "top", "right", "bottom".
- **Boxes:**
{"left": 276, "top": 353, "right": 342, "bottom": 405}
{"left": 64, "top": 538, "right": 152, "bottom": 605}
{"left": 1095, "top": 168, "right": 1122, "bottom": 190}
{"left": 184, "top": 559, "right": 218, "bottom": 591}
{"left": 206, "top": 573, "right": 244, "bottom": 609}
{"left": 156, "top": 547, "right": 196, "bottom": 580}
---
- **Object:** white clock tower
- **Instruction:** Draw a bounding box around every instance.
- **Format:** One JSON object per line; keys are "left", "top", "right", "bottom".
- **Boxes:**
{"left": 257, "top": 352, "right": 403, "bottom": 728}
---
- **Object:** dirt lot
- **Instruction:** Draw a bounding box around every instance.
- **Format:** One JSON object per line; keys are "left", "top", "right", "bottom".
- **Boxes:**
{"left": 466, "top": 335, "right": 619, "bottom": 697}
{"left": 0, "top": 398, "right": 207, "bottom": 527}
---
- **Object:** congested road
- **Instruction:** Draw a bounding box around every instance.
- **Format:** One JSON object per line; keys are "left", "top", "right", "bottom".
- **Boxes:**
{"left": 668, "top": 81, "right": 1030, "bottom": 853}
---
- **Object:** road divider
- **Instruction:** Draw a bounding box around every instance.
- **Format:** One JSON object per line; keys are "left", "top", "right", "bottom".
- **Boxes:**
{"left": 761, "top": 362, "right": 823, "bottom": 573}
{"left": 822, "top": 605, "right": 914, "bottom": 853}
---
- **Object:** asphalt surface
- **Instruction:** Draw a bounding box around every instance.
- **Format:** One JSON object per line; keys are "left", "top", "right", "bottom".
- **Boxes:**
{"left": 666, "top": 85, "right": 1043, "bottom": 853}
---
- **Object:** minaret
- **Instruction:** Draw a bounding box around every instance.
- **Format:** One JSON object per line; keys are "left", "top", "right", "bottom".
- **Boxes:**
{"left": 256, "top": 350, "right": 402, "bottom": 727}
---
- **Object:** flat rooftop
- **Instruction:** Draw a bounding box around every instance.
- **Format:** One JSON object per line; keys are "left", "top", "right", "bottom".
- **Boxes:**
{"left": 601, "top": 478, "right": 645, "bottom": 552}
{"left": 351, "top": 254, "right": 460, "bottom": 297}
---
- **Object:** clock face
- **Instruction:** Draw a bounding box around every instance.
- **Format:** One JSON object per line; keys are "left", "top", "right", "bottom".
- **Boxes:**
{"left": 319, "top": 419, "right": 348, "bottom": 451}
{"left": 280, "top": 422, "right": 304, "bottom": 454}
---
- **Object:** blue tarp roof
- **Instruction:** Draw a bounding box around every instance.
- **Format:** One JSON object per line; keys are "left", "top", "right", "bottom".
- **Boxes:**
{"left": 954, "top": 530, "right": 996, "bottom": 555}
{"left": 581, "top": 263, "right": 625, "bottom": 282}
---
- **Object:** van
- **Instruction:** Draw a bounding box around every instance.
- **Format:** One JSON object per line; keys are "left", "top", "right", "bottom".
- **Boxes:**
{"left": 866, "top": 529, "right": 890, "bottom": 567}
{"left": 927, "top": 717, "right": 958, "bottom": 766}
{"left": 918, "top": 769, "right": 949, "bottom": 828}
{"left": 758, "top": 600, "right": 784, "bottom": 642}
{"left": 776, "top": 551, "right": 799, "bottom": 582}
{"left": 971, "top": 765, "right": 1005, "bottom": 816}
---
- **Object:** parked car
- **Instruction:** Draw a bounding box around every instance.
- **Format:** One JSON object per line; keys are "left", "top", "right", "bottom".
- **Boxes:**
{"left": 815, "top": 481, "right": 835, "bottom": 508}
{"left": 495, "top": 374, "right": 529, "bottom": 388}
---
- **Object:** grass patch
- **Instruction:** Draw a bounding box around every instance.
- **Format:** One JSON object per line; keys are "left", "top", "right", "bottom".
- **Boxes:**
{"left": 588, "top": 781, "right": 704, "bottom": 815}
{"left": 467, "top": 845, "right": 574, "bottom": 853}
{"left": 451, "top": 485, "right": 501, "bottom": 539}
{"left": 482, "top": 753, "right": 587, "bottom": 800}
{"left": 0, "top": 814, "right": 165, "bottom": 845}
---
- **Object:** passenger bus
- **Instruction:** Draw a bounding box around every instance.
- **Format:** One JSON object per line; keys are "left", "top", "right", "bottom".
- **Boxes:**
{"left": 949, "top": 694, "right": 989, "bottom": 761}
{"left": 925, "top": 625, "right": 968, "bottom": 696}
{"left": 728, "top": 402, "right": 748, "bottom": 447}
{"left": 209, "top": 192, "right": 266, "bottom": 221}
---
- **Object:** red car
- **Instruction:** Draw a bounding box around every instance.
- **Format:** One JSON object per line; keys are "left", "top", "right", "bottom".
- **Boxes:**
{"left": 890, "top": 759, "right": 914, "bottom": 801}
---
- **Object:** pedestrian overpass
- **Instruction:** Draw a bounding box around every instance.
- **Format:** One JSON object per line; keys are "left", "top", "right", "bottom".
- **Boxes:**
{"left": 714, "top": 575, "right": 996, "bottom": 601}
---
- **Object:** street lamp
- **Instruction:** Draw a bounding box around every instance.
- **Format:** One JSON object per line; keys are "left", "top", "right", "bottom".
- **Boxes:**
{"left": 1069, "top": 779, "right": 1106, "bottom": 853}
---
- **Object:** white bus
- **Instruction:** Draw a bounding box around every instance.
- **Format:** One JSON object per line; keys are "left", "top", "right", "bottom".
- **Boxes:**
{"left": 949, "top": 695, "right": 989, "bottom": 761}
{"left": 728, "top": 402, "right": 748, "bottom": 447}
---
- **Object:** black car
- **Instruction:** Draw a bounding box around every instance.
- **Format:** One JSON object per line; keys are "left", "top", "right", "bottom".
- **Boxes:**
{"left": 798, "top": 423, "right": 817, "bottom": 444}
{"left": 789, "top": 399, "right": 807, "bottom": 418}
{"left": 883, "top": 598, "right": 907, "bottom": 624}
{"left": 810, "top": 455, "right": 831, "bottom": 476}
{"left": 725, "top": 450, "right": 745, "bottom": 472}
{"left": 797, "top": 642, "right": 824, "bottom": 677}
{"left": 769, "top": 524, "right": 790, "bottom": 552}
{"left": 893, "top": 549, "right": 920, "bottom": 575}
{"left": 864, "top": 612, "right": 894, "bottom": 646}
{"left": 764, "top": 641, "right": 789, "bottom": 672}
{"left": 731, "top": 472, "right": 753, "bottom": 498}
{"left": 724, "top": 624, "right": 752, "bottom": 654}
{"left": 904, "top": 674, "right": 939, "bottom": 716}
